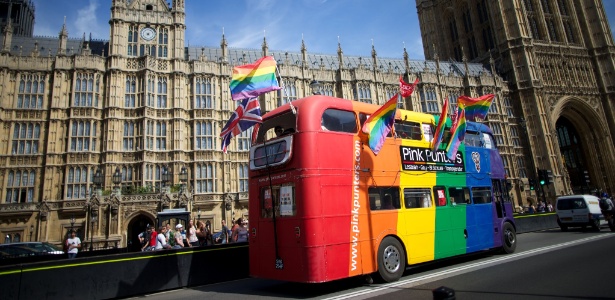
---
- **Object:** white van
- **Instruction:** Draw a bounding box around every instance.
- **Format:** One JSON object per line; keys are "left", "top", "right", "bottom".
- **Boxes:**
{"left": 555, "top": 195, "right": 603, "bottom": 231}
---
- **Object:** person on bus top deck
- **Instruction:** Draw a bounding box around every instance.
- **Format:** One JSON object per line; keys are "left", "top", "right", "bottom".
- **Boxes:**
{"left": 382, "top": 194, "right": 395, "bottom": 209}
{"left": 274, "top": 126, "right": 284, "bottom": 137}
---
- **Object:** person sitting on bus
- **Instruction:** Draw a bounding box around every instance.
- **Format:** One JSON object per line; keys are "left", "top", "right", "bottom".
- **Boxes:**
{"left": 382, "top": 194, "right": 395, "bottom": 209}
{"left": 283, "top": 128, "right": 295, "bottom": 135}
{"left": 274, "top": 126, "right": 284, "bottom": 137}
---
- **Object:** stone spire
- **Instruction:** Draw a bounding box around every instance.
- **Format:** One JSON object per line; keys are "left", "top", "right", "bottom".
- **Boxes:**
{"left": 301, "top": 35, "right": 307, "bottom": 66}
{"left": 220, "top": 28, "right": 228, "bottom": 62}
{"left": 261, "top": 31, "right": 268, "bottom": 57}
{"left": 58, "top": 16, "right": 69, "bottom": 55}
{"left": 371, "top": 39, "right": 377, "bottom": 69}
{"left": 337, "top": 36, "right": 344, "bottom": 70}
{"left": 403, "top": 42, "right": 409, "bottom": 71}
{"left": 2, "top": 17, "right": 13, "bottom": 53}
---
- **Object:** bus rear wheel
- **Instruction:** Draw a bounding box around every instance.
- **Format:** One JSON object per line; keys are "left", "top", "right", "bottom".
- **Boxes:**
{"left": 501, "top": 222, "right": 517, "bottom": 254}
{"left": 374, "top": 237, "right": 406, "bottom": 283}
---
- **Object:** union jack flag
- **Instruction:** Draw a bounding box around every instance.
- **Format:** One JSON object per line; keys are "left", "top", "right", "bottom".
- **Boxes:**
{"left": 220, "top": 97, "right": 262, "bottom": 153}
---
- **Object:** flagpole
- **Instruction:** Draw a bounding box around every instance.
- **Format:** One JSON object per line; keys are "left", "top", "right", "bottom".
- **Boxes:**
{"left": 275, "top": 66, "right": 296, "bottom": 114}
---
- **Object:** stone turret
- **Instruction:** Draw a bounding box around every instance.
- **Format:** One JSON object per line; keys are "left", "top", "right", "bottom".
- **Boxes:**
{"left": 2, "top": 18, "right": 13, "bottom": 53}
{"left": 58, "top": 17, "right": 69, "bottom": 56}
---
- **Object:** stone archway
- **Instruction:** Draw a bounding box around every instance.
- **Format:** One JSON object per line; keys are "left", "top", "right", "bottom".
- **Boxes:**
{"left": 126, "top": 212, "right": 155, "bottom": 252}
{"left": 550, "top": 96, "right": 615, "bottom": 195}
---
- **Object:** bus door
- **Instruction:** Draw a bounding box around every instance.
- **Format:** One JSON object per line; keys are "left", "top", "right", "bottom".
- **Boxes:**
{"left": 492, "top": 179, "right": 506, "bottom": 219}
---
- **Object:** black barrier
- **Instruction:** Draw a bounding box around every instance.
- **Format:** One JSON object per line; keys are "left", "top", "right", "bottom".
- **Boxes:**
{"left": 0, "top": 243, "right": 249, "bottom": 300}
{"left": 513, "top": 213, "right": 559, "bottom": 233}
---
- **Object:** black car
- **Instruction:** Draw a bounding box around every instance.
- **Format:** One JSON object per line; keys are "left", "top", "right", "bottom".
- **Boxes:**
{"left": 0, "top": 242, "right": 64, "bottom": 259}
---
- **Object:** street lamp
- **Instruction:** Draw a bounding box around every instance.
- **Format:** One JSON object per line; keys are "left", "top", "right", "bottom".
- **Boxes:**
{"left": 309, "top": 80, "right": 322, "bottom": 95}
{"left": 70, "top": 215, "right": 75, "bottom": 231}
{"left": 179, "top": 166, "right": 188, "bottom": 193}
{"left": 112, "top": 167, "right": 122, "bottom": 194}
{"left": 88, "top": 167, "right": 103, "bottom": 252}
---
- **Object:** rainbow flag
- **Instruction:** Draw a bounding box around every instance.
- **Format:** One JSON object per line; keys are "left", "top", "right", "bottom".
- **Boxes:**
{"left": 457, "top": 94, "right": 494, "bottom": 121}
{"left": 432, "top": 98, "right": 449, "bottom": 152}
{"left": 362, "top": 93, "right": 399, "bottom": 155}
{"left": 446, "top": 108, "right": 466, "bottom": 160}
{"left": 230, "top": 56, "right": 281, "bottom": 101}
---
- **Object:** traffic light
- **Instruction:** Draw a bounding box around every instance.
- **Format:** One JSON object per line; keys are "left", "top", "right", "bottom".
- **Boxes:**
{"left": 538, "top": 169, "right": 546, "bottom": 185}
{"left": 529, "top": 179, "right": 536, "bottom": 190}
{"left": 584, "top": 170, "right": 590, "bottom": 185}
{"left": 545, "top": 170, "right": 553, "bottom": 185}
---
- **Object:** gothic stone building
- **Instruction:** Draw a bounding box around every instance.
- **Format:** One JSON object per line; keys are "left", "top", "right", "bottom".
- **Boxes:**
{"left": 1, "top": 0, "right": 529, "bottom": 249}
{"left": 417, "top": 0, "right": 615, "bottom": 205}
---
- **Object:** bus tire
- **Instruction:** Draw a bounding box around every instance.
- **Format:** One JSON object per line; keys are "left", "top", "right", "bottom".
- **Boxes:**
{"left": 374, "top": 237, "right": 406, "bottom": 283}
{"left": 500, "top": 222, "right": 517, "bottom": 254}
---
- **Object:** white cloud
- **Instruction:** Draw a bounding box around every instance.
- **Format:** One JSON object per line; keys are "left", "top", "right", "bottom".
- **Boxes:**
{"left": 74, "top": 0, "right": 105, "bottom": 39}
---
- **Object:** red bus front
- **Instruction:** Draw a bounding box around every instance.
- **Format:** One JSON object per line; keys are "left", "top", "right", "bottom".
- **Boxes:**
{"left": 248, "top": 96, "right": 364, "bottom": 283}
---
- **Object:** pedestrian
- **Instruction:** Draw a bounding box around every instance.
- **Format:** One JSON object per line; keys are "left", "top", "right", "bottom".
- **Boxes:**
{"left": 173, "top": 224, "right": 185, "bottom": 249}
{"left": 166, "top": 223, "right": 176, "bottom": 248}
{"left": 204, "top": 220, "right": 214, "bottom": 245}
{"left": 195, "top": 221, "right": 206, "bottom": 246}
{"left": 232, "top": 218, "right": 249, "bottom": 243}
{"left": 145, "top": 225, "right": 157, "bottom": 251}
{"left": 155, "top": 226, "right": 171, "bottom": 250}
{"left": 66, "top": 230, "right": 81, "bottom": 259}
{"left": 546, "top": 202, "right": 553, "bottom": 212}
{"left": 187, "top": 219, "right": 199, "bottom": 247}
{"left": 139, "top": 225, "right": 152, "bottom": 251}
{"left": 218, "top": 219, "right": 229, "bottom": 244}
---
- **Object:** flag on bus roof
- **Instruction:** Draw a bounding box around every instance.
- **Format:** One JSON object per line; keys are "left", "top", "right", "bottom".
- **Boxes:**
{"left": 457, "top": 94, "right": 494, "bottom": 121}
{"left": 362, "top": 93, "right": 399, "bottom": 155}
{"left": 432, "top": 98, "right": 449, "bottom": 152}
{"left": 399, "top": 76, "right": 419, "bottom": 97}
{"left": 446, "top": 108, "right": 466, "bottom": 160}
{"left": 220, "top": 97, "right": 262, "bottom": 153}
{"left": 230, "top": 56, "right": 281, "bottom": 101}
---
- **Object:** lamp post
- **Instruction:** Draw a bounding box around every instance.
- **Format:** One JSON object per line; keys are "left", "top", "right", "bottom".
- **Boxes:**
{"left": 309, "top": 80, "right": 322, "bottom": 95}
{"left": 112, "top": 167, "right": 122, "bottom": 194}
{"left": 89, "top": 167, "right": 104, "bottom": 252}
{"left": 179, "top": 166, "right": 188, "bottom": 193}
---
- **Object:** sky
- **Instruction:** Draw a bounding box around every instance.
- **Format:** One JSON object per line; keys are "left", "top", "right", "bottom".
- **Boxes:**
{"left": 31, "top": 0, "right": 615, "bottom": 61}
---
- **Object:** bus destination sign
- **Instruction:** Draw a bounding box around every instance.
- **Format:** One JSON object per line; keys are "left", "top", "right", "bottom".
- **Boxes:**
{"left": 399, "top": 146, "right": 465, "bottom": 172}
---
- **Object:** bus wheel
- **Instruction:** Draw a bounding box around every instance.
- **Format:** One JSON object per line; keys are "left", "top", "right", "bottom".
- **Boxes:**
{"left": 375, "top": 237, "right": 406, "bottom": 283}
{"left": 501, "top": 222, "right": 517, "bottom": 254}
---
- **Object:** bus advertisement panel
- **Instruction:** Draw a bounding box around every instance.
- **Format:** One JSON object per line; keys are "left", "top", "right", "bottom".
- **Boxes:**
{"left": 248, "top": 95, "right": 516, "bottom": 283}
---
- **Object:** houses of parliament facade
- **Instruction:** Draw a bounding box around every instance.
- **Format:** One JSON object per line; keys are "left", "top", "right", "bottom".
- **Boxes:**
{"left": 0, "top": 0, "right": 614, "bottom": 249}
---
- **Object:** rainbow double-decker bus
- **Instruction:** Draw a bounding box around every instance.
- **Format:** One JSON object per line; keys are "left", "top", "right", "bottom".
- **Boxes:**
{"left": 248, "top": 95, "right": 517, "bottom": 283}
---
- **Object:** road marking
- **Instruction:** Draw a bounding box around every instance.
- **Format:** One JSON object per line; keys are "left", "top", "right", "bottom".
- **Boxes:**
{"left": 323, "top": 234, "right": 613, "bottom": 300}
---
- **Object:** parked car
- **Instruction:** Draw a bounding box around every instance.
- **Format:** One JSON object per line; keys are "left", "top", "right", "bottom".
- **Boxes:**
{"left": 555, "top": 195, "right": 603, "bottom": 231}
{"left": 0, "top": 242, "right": 64, "bottom": 259}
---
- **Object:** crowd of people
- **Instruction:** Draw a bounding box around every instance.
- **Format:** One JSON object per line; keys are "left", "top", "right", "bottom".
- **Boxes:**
{"left": 138, "top": 218, "right": 248, "bottom": 251}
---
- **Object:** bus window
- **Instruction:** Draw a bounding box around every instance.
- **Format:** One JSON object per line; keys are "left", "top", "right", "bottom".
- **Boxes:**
{"left": 449, "top": 187, "right": 470, "bottom": 205}
{"left": 465, "top": 131, "right": 481, "bottom": 147}
{"left": 321, "top": 109, "right": 357, "bottom": 133}
{"left": 422, "top": 123, "right": 434, "bottom": 142}
{"left": 482, "top": 133, "right": 494, "bottom": 149}
{"left": 434, "top": 186, "right": 447, "bottom": 206}
{"left": 403, "top": 188, "right": 432, "bottom": 208}
{"left": 471, "top": 187, "right": 492, "bottom": 204}
{"left": 260, "top": 185, "right": 296, "bottom": 218}
{"left": 368, "top": 187, "right": 400, "bottom": 210}
{"left": 394, "top": 121, "right": 422, "bottom": 140}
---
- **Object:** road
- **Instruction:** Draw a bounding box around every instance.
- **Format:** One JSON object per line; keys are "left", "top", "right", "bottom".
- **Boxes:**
{"left": 129, "top": 228, "right": 615, "bottom": 300}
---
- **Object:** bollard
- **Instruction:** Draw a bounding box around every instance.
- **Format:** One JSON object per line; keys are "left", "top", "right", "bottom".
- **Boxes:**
{"left": 432, "top": 286, "right": 455, "bottom": 300}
